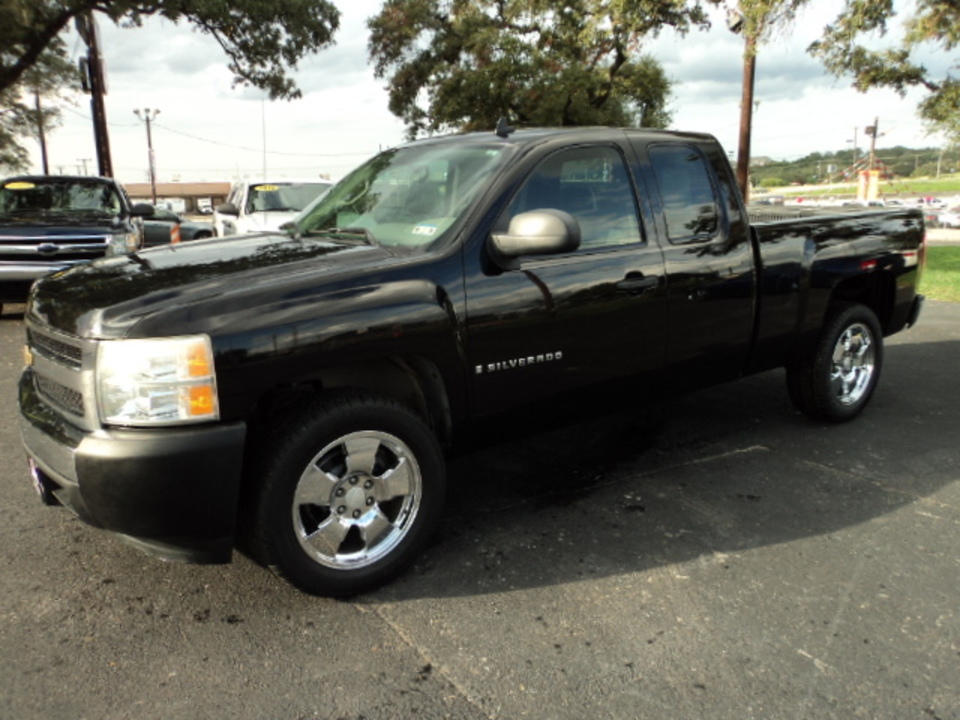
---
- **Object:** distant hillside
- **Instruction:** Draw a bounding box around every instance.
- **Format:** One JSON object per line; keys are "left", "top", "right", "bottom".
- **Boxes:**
{"left": 750, "top": 146, "right": 959, "bottom": 188}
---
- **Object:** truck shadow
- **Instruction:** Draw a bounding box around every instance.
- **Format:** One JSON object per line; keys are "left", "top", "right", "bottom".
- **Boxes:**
{"left": 372, "top": 338, "right": 960, "bottom": 601}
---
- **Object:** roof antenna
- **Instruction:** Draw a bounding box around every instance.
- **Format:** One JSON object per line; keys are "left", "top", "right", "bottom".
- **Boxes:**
{"left": 495, "top": 117, "right": 515, "bottom": 138}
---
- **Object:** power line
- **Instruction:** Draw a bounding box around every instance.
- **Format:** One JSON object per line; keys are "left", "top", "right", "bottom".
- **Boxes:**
{"left": 151, "top": 122, "right": 376, "bottom": 158}
{"left": 60, "top": 104, "right": 379, "bottom": 158}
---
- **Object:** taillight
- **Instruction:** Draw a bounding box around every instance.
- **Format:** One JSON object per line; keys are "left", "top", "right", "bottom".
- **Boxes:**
{"left": 918, "top": 232, "right": 927, "bottom": 280}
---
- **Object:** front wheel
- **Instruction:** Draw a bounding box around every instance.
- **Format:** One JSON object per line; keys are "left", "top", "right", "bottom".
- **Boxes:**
{"left": 786, "top": 303, "right": 883, "bottom": 422}
{"left": 244, "top": 392, "right": 445, "bottom": 596}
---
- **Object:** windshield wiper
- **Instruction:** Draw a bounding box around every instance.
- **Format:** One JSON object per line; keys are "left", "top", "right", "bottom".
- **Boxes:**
{"left": 308, "top": 227, "right": 378, "bottom": 246}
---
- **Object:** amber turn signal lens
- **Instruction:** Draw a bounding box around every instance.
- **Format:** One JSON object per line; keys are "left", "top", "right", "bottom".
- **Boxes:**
{"left": 189, "top": 385, "right": 215, "bottom": 416}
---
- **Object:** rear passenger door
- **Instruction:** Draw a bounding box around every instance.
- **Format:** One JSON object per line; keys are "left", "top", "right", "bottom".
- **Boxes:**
{"left": 465, "top": 142, "right": 668, "bottom": 415}
{"left": 637, "top": 141, "right": 756, "bottom": 387}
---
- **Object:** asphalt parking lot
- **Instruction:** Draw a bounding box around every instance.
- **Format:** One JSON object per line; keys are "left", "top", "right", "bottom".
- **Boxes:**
{"left": 1, "top": 301, "right": 958, "bottom": 720}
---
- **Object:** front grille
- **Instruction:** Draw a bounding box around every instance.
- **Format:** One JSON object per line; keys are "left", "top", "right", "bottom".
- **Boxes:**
{"left": 0, "top": 251, "right": 101, "bottom": 263}
{"left": 26, "top": 325, "right": 97, "bottom": 430}
{"left": 28, "top": 329, "right": 83, "bottom": 369}
{"left": 35, "top": 374, "right": 85, "bottom": 417}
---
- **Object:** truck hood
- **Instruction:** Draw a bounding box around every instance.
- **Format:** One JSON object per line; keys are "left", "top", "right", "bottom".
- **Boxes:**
{"left": 27, "top": 232, "right": 401, "bottom": 338}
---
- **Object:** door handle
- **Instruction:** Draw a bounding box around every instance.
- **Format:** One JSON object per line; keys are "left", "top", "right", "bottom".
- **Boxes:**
{"left": 616, "top": 274, "right": 659, "bottom": 294}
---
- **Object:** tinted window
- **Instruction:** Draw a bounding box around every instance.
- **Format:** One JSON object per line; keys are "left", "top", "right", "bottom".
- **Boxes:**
{"left": 0, "top": 178, "right": 121, "bottom": 216}
{"left": 504, "top": 145, "right": 642, "bottom": 250}
{"left": 648, "top": 145, "right": 719, "bottom": 243}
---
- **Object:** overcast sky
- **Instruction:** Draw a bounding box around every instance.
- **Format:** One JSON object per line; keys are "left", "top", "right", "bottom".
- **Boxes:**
{"left": 26, "top": 0, "right": 949, "bottom": 184}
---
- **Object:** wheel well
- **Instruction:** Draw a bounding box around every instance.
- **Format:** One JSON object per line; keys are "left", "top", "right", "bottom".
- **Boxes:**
{"left": 247, "top": 356, "right": 453, "bottom": 449}
{"left": 829, "top": 271, "right": 896, "bottom": 332}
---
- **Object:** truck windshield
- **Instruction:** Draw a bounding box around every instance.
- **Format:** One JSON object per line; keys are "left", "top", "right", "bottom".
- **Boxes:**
{"left": 295, "top": 142, "right": 513, "bottom": 249}
{"left": 0, "top": 178, "right": 122, "bottom": 217}
{"left": 245, "top": 182, "right": 331, "bottom": 214}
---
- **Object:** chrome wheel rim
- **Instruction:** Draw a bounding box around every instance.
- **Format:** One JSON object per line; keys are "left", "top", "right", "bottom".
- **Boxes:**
{"left": 291, "top": 430, "right": 422, "bottom": 570}
{"left": 830, "top": 322, "right": 876, "bottom": 406}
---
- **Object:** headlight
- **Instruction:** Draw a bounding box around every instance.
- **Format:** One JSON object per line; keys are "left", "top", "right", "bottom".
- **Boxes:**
{"left": 97, "top": 335, "right": 220, "bottom": 426}
{"left": 107, "top": 231, "right": 140, "bottom": 255}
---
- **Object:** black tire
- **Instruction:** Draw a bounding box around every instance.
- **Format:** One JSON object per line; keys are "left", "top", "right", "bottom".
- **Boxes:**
{"left": 243, "top": 391, "right": 445, "bottom": 596}
{"left": 193, "top": 231, "right": 212, "bottom": 240}
{"left": 786, "top": 303, "right": 883, "bottom": 422}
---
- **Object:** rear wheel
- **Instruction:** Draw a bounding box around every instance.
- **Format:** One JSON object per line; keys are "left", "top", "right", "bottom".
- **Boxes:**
{"left": 786, "top": 303, "right": 883, "bottom": 422}
{"left": 244, "top": 392, "right": 445, "bottom": 596}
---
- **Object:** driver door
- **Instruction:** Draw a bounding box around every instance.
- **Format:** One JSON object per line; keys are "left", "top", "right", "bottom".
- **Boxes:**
{"left": 465, "top": 143, "right": 667, "bottom": 416}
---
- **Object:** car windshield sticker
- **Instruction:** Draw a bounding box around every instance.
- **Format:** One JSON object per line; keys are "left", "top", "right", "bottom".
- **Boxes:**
{"left": 4, "top": 181, "right": 36, "bottom": 190}
{"left": 412, "top": 224, "right": 438, "bottom": 236}
{"left": 252, "top": 184, "right": 280, "bottom": 192}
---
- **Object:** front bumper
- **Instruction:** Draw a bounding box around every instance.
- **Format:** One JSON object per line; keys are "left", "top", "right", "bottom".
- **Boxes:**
{"left": 19, "top": 369, "right": 246, "bottom": 563}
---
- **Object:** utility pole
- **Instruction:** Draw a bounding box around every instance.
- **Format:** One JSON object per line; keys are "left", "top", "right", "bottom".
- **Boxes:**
{"left": 77, "top": 158, "right": 91, "bottom": 175}
{"left": 736, "top": 32, "right": 757, "bottom": 202}
{"left": 726, "top": 3, "right": 756, "bottom": 202}
{"left": 76, "top": 12, "right": 113, "bottom": 177}
{"left": 134, "top": 108, "right": 160, "bottom": 204}
{"left": 866, "top": 117, "right": 879, "bottom": 171}
{"left": 34, "top": 91, "right": 50, "bottom": 175}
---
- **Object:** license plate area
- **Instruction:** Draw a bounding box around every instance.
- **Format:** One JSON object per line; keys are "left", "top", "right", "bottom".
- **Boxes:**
{"left": 28, "top": 458, "right": 62, "bottom": 506}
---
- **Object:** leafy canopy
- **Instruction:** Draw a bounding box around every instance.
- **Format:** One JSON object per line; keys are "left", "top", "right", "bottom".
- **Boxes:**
{"left": 733, "top": 0, "right": 809, "bottom": 51}
{"left": 810, "top": 0, "right": 960, "bottom": 143}
{"left": 0, "top": 44, "right": 77, "bottom": 173}
{"left": 0, "top": 0, "right": 340, "bottom": 100}
{"left": 368, "top": 0, "right": 715, "bottom": 137}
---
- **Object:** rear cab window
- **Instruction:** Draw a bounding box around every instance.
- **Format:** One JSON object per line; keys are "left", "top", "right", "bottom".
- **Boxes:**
{"left": 647, "top": 145, "right": 721, "bottom": 244}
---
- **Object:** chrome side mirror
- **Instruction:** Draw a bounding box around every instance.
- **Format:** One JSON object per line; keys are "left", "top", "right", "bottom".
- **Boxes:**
{"left": 490, "top": 209, "right": 580, "bottom": 268}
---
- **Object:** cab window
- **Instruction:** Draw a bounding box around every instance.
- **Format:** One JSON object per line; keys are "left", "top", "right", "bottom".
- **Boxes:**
{"left": 503, "top": 146, "right": 643, "bottom": 250}
{"left": 648, "top": 145, "right": 720, "bottom": 244}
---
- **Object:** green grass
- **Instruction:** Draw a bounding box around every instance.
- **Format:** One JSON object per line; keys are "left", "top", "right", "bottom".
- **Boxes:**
{"left": 921, "top": 246, "right": 960, "bottom": 302}
{"left": 774, "top": 174, "right": 960, "bottom": 198}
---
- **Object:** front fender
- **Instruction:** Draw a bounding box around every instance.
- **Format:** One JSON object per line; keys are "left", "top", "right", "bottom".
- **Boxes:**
{"left": 209, "top": 278, "right": 465, "bottom": 421}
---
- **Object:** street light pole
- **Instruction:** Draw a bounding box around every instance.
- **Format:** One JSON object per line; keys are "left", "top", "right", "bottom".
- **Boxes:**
{"left": 134, "top": 108, "right": 160, "bottom": 204}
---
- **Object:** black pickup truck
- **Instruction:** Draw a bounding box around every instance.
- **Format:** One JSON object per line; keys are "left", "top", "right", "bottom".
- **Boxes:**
{"left": 18, "top": 127, "right": 925, "bottom": 596}
{"left": 0, "top": 175, "right": 152, "bottom": 314}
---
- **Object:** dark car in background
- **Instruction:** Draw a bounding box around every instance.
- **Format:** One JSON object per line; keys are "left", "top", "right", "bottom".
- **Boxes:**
{"left": 0, "top": 175, "right": 151, "bottom": 314}
{"left": 142, "top": 207, "right": 215, "bottom": 247}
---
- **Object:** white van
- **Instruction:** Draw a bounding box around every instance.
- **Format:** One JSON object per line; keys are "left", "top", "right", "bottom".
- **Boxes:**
{"left": 214, "top": 179, "right": 332, "bottom": 236}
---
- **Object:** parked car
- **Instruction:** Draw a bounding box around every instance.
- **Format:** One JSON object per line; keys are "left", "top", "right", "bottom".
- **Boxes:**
{"left": 213, "top": 179, "right": 332, "bottom": 236}
{"left": 142, "top": 206, "right": 215, "bottom": 247}
{"left": 935, "top": 206, "right": 960, "bottom": 229}
{"left": 0, "top": 174, "right": 151, "bottom": 315}
{"left": 19, "top": 127, "right": 925, "bottom": 597}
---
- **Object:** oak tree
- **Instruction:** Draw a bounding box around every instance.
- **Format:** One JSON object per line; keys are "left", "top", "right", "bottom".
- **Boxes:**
{"left": 0, "top": 0, "right": 340, "bottom": 173}
{"left": 811, "top": 0, "right": 960, "bottom": 142}
{"left": 1, "top": 0, "right": 340, "bottom": 99}
{"left": 0, "top": 45, "right": 77, "bottom": 172}
{"left": 368, "top": 0, "right": 714, "bottom": 137}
